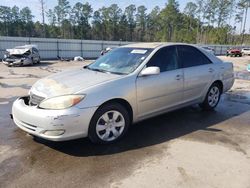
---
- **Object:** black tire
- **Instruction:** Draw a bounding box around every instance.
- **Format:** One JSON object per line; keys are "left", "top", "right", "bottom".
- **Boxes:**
{"left": 30, "top": 57, "right": 34, "bottom": 65}
{"left": 88, "top": 103, "right": 130, "bottom": 144}
{"left": 37, "top": 57, "right": 41, "bottom": 63}
{"left": 199, "top": 83, "right": 222, "bottom": 111}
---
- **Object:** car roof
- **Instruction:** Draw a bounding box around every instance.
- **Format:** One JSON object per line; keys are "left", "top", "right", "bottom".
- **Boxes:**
{"left": 123, "top": 42, "right": 191, "bottom": 49}
{"left": 15, "top": 44, "right": 38, "bottom": 49}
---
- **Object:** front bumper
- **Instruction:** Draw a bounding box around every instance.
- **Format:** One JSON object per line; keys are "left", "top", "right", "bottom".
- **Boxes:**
{"left": 12, "top": 97, "right": 98, "bottom": 141}
{"left": 2, "top": 58, "right": 31, "bottom": 66}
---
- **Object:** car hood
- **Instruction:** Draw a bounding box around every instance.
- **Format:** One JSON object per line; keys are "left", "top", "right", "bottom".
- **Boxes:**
{"left": 6, "top": 48, "right": 30, "bottom": 55}
{"left": 30, "top": 68, "right": 122, "bottom": 98}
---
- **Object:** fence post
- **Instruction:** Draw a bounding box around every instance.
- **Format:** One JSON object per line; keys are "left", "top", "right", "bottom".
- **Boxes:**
{"left": 57, "top": 38, "right": 59, "bottom": 58}
{"left": 101, "top": 40, "right": 104, "bottom": 50}
{"left": 220, "top": 46, "right": 222, "bottom": 55}
{"left": 81, "top": 39, "right": 83, "bottom": 57}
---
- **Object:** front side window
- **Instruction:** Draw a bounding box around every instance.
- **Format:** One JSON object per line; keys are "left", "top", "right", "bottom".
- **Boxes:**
{"left": 146, "top": 46, "right": 179, "bottom": 72}
{"left": 177, "top": 45, "right": 212, "bottom": 68}
{"left": 88, "top": 47, "right": 153, "bottom": 74}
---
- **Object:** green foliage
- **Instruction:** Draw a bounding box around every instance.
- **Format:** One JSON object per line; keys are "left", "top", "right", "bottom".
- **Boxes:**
{"left": 0, "top": 0, "right": 249, "bottom": 44}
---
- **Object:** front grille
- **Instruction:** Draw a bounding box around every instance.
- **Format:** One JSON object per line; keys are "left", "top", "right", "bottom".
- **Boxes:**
{"left": 29, "top": 93, "right": 45, "bottom": 106}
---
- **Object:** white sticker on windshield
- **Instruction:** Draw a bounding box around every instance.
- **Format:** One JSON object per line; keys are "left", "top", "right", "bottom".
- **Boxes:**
{"left": 131, "top": 49, "right": 147, "bottom": 54}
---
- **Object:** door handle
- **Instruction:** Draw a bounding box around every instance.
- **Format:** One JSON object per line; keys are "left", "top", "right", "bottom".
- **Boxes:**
{"left": 208, "top": 68, "right": 214, "bottom": 73}
{"left": 175, "top": 74, "right": 182, "bottom": 80}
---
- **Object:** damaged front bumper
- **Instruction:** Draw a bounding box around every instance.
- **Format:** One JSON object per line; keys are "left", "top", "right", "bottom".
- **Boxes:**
{"left": 2, "top": 58, "right": 32, "bottom": 66}
{"left": 12, "top": 96, "right": 98, "bottom": 141}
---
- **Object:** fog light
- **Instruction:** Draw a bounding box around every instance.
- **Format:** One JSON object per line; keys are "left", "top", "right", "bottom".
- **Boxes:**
{"left": 43, "top": 130, "right": 65, "bottom": 136}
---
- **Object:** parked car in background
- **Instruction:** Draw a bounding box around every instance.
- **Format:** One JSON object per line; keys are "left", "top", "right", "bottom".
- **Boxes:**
{"left": 201, "top": 46, "right": 215, "bottom": 55}
{"left": 226, "top": 48, "right": 242, "bottom": 57}
{"left": 12, "top": 43, "right": 234, "bottom": 144}
{"left": 2, "top": 45, "right": 40, "bottom": 67}
{"left": 100, "top": 47, "right": 117, "bottom": 56}
{"left": 241, "top": 48, "right": 250, "bottom": 56}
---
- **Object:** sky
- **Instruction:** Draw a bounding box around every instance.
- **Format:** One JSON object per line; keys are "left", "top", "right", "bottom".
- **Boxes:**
{"left": 0, "top": 0, "right": 249, "bottom": 33}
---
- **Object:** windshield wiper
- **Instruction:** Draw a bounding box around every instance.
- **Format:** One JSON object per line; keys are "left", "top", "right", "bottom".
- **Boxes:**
{"left": 85, "top": 66, "right": 127, "bottom": 75}
{"left": 85, "top": 67, "right": 109, "bottom": 73}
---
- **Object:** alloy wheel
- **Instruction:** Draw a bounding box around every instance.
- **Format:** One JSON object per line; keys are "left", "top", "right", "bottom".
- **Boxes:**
{"left": 96, "top": 110, "right": 125, "bottom": 141}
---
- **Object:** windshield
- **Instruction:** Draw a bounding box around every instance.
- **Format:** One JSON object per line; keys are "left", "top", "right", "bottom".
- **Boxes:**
{"left": 87, "top": 47, "right": 153, "bottom": 74}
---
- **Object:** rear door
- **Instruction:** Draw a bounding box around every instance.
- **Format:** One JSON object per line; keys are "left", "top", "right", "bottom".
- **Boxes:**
{"left": 136, "top": 46, "right": 184, "bottom": 118}
{"left": 177, "top": 45, "right": 216, "bottom": 103}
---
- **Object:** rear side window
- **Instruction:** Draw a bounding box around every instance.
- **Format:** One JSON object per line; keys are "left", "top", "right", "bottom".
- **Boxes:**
{"left": 177, "top": 45, "right": 212, "bottom": 68}
{"left": 147, "top": 46, "right": 179, "bottom": 72}
{"left": 33, "top": 48, "right": 39, "bottom": 53}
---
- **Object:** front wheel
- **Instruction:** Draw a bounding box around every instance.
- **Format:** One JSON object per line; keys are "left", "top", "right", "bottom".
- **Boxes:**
{"left": 88, "top": 103, "right": 130, "bottom": 144}
{"left": 199, "top": 83, "right": 222, "bottom": 110}
{"left": 37, "top": 56, "right": 41, "bottom": 63}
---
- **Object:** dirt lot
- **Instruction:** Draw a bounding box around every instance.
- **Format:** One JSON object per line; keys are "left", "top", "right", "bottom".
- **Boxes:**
{"left": 1, "top": 56, "right": 250, "bottom": 188}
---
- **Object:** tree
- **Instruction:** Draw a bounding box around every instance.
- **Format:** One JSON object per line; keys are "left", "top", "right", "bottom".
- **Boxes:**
{"left": 146, "top": 6, "right": 160, "bottom": 41}
{"left": 118, "top": 14, "right": 129, "bottom": 41}
{"left": 47, "top": 9, "right": 56, "bottom": 25}
{"left": 203, "top": 0, "right": 218, "bottom": 26}
{"left": 158, "top": 0, "right": 180, "bottom": 41}
{"left": 20, "top": 7, "right": 34, "bottom": 36}
{"left": 0, "top": 6, "right": 12, "bottom": 35}
{"left": 92, "top": 10, "right": 103, "bottom": 40}
{"left": 136, "top": 5, "right": 147, "bottom": 41}
{"left": 54, "top": 0, "right": 71, "bottom": 37}
{"left": 238, "top": 0, "right": 250, "bottom": 43}
{"left": 72, "top": 2, "right": 93, "bottom": 39}
{"left": 108, "top": 4, "right": 122, "bottom": 40}
{"left": 38, "top": 0, "right": 46, "bottom": 37}
{"left": 216, "top": 0, "right": 232, "bottom": 27}
{"left": 125, "top": 4, "right": 136, "bottom": 41}
{"left": 184, "top": 2, "right": 197, "bottom": 18}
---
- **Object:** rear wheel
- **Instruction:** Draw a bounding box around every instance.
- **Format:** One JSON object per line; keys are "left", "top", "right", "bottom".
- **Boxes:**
{"left": 88, "top": 103, "right": 130, "bottom": 144}
{"left": 199, "top": 83, "right": 222, "bottom": 110}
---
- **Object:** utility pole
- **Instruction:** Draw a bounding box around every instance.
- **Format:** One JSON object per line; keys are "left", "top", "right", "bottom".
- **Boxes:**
{"left": 38, "top": 0, "right": 46, "bottom": 37}
{"left": 241, "top": 0, "right": 249, "bottom": 45}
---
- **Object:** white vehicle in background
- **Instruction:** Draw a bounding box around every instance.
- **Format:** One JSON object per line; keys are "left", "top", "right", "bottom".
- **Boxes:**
{"left": 201, "top": 46, "right": 215, "bottom": 55}
{"left": 241, "top": 48, "right": 250, "bottom": 56}
{"left": 2, "top": 45, "right": 40, "bottom": 67}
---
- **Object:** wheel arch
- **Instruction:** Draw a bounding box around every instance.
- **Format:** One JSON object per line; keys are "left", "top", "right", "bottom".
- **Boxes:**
{"left": 212, "top": 80, "right": 223, "bottom": 92}
{"left": 98, "top": 98, "right": 134, "bottom": 123}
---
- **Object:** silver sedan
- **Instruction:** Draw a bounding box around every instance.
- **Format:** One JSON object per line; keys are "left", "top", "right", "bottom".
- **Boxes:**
{"left": 12, "top": 43, "right": 234, "bottom": 143}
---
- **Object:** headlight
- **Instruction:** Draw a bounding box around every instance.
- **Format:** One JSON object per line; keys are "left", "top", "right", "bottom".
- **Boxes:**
{"left": 39, "top": 95, "right": 85, "bottom": 110}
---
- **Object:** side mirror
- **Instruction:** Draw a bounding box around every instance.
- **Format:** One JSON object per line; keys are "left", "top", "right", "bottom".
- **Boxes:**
{"left": 140, "top": 66, "right": 160, "bottom": 76}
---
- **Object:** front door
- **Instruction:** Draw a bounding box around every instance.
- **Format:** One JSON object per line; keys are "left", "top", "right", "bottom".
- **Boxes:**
{"left": 136, "top": 46, "right": 184, "bottom": 119}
